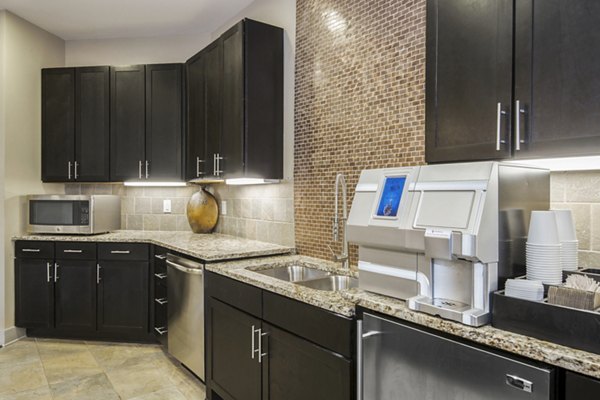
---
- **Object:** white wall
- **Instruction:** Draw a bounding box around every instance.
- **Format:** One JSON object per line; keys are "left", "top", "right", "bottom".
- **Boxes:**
{"left": 66, "top": 32, "right": 211, "bottom": 66}
{"left": 0, "top": 10, "right": 6, "bottom": 345}
{"left": 0, "top": 10, "right": 65, "bottom": 342}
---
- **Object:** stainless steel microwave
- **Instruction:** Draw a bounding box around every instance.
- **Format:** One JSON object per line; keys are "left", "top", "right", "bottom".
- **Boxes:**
{"left": 27, "top": 195, "right": 121, "bottom": 234}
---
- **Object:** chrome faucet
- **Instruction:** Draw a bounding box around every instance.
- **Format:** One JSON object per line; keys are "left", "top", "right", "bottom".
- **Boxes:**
{"left": 331, "top": 173, "right": 349, "bottom": 269}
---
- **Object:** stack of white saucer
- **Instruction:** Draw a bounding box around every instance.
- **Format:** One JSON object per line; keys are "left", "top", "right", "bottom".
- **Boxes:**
{"left": 526, "top": 211, "right": 563, "bottom": 284}
{"left": 554, "top": 209, "right": 579, "bottom": 271}
{"left": 505, "top": 279, "right": 544, "bottom": 301}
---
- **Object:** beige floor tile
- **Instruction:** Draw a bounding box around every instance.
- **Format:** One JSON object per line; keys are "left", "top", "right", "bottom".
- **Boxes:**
{"left": 86, "top": 341, "right": 160, "bottom": 370}
{"left": 106, "top": 358, "right": 175, "bottom": 399}
{"left": 35, "top": 339, "right": 88, "bottom": 358}
{"left": 50, "top": 373, "right": 120, "bottom": 400}
{"left": 0, "top": 339, "right": 40, "bottom": 368}
{"left": 0, "top": 385, "right": 52, "bottom": 400}
{"left": 40, "top": 349, "right": 103, "bottom": 385}
{"left": 0, "top": 360, "right": 48, "bottom": 396}
{"left": 176, "top": 379, "right": 206, "bottom": 400}
{"left": 129, "top": 387, "right": 188, "bottom": 400}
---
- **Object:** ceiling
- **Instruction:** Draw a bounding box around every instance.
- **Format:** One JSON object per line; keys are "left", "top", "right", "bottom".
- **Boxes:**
{"left": 0, "top": 0, "right": 255, "bottom": 40}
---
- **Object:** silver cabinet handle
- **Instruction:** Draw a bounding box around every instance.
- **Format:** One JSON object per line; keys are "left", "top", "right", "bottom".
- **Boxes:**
{"left": 154, "top": 298, "right": 168, "bottom": 305}
{"left": 138, "top": 160, "right": 142, "bottom": 179}
{"left": 258, "top": 328, "right": 268, "bottom": 363}
{"left": 145, "top": 160, "right": 149, "bottom": 179}
{"left": 68, "top": 161, "right": 72, "bottom": 180}
{"left": 154, "top": 327, "right": 168, "bottom": 335}
{"left": 22, "top": 248, "right": 40, "bottom": 253}
{"left": 496, "top": 103, "right": 507, "bottom": 151}
{"left": 154, "top": 273, "right": 167, "bottom": 279}
{"left": 196, "top": 157, "right": 205, "bottom": 177}
{"left": 63, "top": 249, "right": 83, "bottom": 253}
{"left": 357, "top": 320, "right": 363, "bottom": 400}
{"left": 215, "top": 153, "right": 223, "bottom": 176}
{"left": 96, "top": 264, "right": 102, "bottom": 284}
{"left": 54, "top": 263, "right": 59, "bottom": 282}
{"left": 74, "top": 161, "right": 79, "bottom": 180}
{"left": 110, "top": 250, "right": 130, "bottom": 254}
{"left": 515, "top": 100, "right": 526, "bottom": 151}
{"left": 46, "top": 262, "right": 52, "bottom": 283}
{"left": 506, "top": 374, "right": 533, "bottom": 393}
{"left": 213, "top": 153, "right": 217, "bottom": 176}
{"left": 251, "top": 325, "right": 256, "bottom": 359}
{"left": 154, "top": 254, "right": 167, "bottom": 260}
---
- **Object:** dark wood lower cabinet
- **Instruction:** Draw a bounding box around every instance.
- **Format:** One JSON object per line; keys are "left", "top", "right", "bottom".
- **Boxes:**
{"left": 54, "top": 260, "right": 96, "bottom": 333}
{"left": 97, "top": 261, "right": 149, "bottom": 336}
{"left": 263, "top": 323, "right": 352, "bottom": 400}
{"left": 14, "top": 258, "right": 54, "bottom": 328}
{"left": 564, "top": 371, "right": 600, "bottom": 399}
{"left": 207, "top": 298, "right": 262, "bottom": 400}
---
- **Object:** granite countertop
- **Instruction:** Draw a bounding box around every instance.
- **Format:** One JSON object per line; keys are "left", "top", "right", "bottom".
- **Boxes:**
{"left": 205, "top": 254, "right": 600, "bottom": 379}
{"left": 13, "top": 231, "right": 294, "bottom": 262}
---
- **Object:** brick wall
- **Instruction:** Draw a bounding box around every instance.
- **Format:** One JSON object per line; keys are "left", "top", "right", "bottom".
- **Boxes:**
{"left": 294, "top": 0, "right": 427, "bottom": 264}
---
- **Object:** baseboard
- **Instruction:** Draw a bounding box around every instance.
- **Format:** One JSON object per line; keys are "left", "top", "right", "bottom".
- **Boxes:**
{"left": 3, "top": 326, "right": 26, "bottom": 345}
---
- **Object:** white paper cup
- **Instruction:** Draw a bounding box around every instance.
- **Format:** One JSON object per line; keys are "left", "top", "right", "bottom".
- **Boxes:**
{"left": 553, "top": 209, "right": 577, "bottom": 242}
{"left": 528, "top": 211, "right": 560, "bottom": 245}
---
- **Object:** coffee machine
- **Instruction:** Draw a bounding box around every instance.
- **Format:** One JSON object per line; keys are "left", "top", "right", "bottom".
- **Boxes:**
{"left": 347, "top": 162, "right": 549, "bottom": 326}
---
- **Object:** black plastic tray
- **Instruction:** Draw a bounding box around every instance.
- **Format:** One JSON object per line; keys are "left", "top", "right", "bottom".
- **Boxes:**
{"left": 492, "top": 291, "right": 600, "bottom": 355}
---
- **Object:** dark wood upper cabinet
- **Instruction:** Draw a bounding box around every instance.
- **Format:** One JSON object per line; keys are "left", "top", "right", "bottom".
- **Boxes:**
{"left": 110, "top": 65, "right": 146, "bottom": 181}
{"left": 75, "top": 66, "right": 110, "bottom": 181}
{"left": 42, "top": 67, "right": 110, "bottom": 182}
{"left": 427, "top": 0, "right": 600, "bottom": 163}
{"left": 425, "top": 0, "right": 513, "bottom": 163}
{"left": 145, "top": 64, "right": 183, "bottom": 181}
{"left": 514, "top": 0, "right": 600, "bottom": 159}
{"left": 186, "top": 19, "right": 283, "bottom": 181}
{"left": 42, "top": 68, "right": 76, "bottom": 182}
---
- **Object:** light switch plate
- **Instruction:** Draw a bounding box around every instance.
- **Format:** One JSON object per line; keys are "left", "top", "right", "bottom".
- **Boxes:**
{"left": 221, "top": 200, "right": 227, "bottom": 215}
{"left": 163, "top": 199, "right": 172, "bottom": 213}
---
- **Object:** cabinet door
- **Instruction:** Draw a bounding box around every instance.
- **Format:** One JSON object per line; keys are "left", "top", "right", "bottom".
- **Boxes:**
{"left": 185, "top": 51, "right": 207, "bottom": 180}
{"left": 15, "top": 258, "right": 54, "bottom": 328}
{"left": 97, "top": 261, "right": 149, "bottom": 335}
{"left": 145, "top": 64, "right": 183, "bottom": 181}
{"left": 206, "top": 298, "right": 261, "bottom": 400}
{"left": 42, "top": 68, "right": 75, "bottom": 182}
{"left": 425, "top": 0, "right": 513, "bottom": 163}
{"left": 262, "top": 323, "right": 352, "bottom": 400}
{"left": 75, "top": 66, "right": 110, "bottom": 182}
{"left": 54, "top": 260, "right": 96, "bottom": 332}
{"left": 110, "top": 65, "right": 146, "bottom": 181}
{"left": 221, "top": 22, "right": 244, "bottom": 178}
{"left": 565, "top": 371, "right": 600, "bottom": 399}
{"left": 514, "top": 0, "right": 600, "bottom": 158}
{"left": 204, "top": 39, "right": 223, "bottom": 178}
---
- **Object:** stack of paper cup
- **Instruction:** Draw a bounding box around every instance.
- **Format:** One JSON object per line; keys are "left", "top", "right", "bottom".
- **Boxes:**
{"left": 526, "top": 211, "right": 562, "bottom": 284}
{"left": 553, "top": 209, "right": 578, "bottom": 271}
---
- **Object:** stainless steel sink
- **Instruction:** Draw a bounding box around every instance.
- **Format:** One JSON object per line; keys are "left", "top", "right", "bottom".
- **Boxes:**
{"left": 296, "top": 275, "right": 358, "bottom": 291}
{"left": 254, "top": 265, "right": 330, "bottom": 282}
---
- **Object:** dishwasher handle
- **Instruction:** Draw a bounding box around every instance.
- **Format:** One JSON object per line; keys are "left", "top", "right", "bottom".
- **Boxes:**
{"left": 166, "top": 259, "right": 203, "bottom": 275}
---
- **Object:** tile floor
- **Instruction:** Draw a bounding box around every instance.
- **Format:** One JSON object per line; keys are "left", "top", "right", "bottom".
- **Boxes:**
{"left": 0, "top": 338, "right": 206, "bottom": 400}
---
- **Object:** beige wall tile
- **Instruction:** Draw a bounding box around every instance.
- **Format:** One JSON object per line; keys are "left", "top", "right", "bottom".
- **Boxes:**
{"left": 134, "top": 198, "right": 152, "bottom": 214}
{"left": 142, "top": 215, "right": 160, "bottom": 231}
{"left": 552, "top": 203, "right": 591, "bottom": 250}
{"left": 126, "top": 215, "right": 143, "bottom": 230}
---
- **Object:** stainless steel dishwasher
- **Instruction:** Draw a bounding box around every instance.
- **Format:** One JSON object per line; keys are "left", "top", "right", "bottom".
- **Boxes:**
{"left": 358, "top": 312, "right": 556, "bottom": 400}
{"left": 166, "top": 254, "right": 204, "bottom": 381}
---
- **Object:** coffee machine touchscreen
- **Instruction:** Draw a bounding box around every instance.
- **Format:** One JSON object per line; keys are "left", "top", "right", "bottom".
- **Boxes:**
{"left": 376, "top": 176, "right": 406, "bottom": 217}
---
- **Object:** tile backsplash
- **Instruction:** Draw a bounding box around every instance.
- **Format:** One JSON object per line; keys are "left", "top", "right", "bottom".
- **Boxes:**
{"left": 64, "top": 182, "right": 294, "bottom": 247}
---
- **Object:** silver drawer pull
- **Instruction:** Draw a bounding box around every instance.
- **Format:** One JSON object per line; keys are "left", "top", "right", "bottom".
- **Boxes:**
{"left": 506, "top": 374, "right": 533, "bottom": 393}
{"left": 22, "top": 249, "right": 40, "bottom": 253}
{"left": 154, "top": 254, "right": 167, "bottom": 260}
{"left": 155, "top": 298, "right": 168, "bottom": 305}
{"left": 63, "top": 249, "right": 83, "bottom": 253}
{"left": 154, "top": 273, "right": 167, "bottom": 279}
{"left": 154, "top": 327, "right": 168, "bottom": 335}
{"left": 110, "top": 250, "right": 131, "bottom": 254}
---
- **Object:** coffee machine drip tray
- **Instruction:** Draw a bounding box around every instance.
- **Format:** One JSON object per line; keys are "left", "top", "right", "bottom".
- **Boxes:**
{"left": 408, "top": 296, "right": 489, "bottom": 326}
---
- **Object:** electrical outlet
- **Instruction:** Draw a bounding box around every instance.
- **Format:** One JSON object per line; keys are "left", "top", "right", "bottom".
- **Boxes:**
{"left": 221, "top": 200, "right": 227, "bottom": 215}
{"left": 163, "top": 199, "right": 172, "bottom": 213}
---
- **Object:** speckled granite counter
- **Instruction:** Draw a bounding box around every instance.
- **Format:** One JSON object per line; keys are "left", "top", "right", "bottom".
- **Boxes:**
{"left": 204, "top": 254, "right": 600, "bottom": 379}
{"left": 13, "top": 231, "right": 294, "bottom": 262}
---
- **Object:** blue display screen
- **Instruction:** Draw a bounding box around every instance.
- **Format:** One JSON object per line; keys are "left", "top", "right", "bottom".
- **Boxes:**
{"left": 376, "top": 177, "right": 406, "bottom": 217}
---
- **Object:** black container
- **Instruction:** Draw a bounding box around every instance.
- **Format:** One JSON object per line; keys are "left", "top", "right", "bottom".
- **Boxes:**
{"left": 492, "top": 291, "right": 600, "bottom": 355}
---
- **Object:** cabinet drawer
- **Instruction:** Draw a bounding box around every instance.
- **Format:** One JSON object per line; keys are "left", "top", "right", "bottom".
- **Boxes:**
{"left": 55, "top": 242, "right": 97, "bottom": 260}
{"left": 154, "top": 253, "right": 167, "bottom": 275}
{"left": 15, "top": 241, "right": 54, "bottom": 259}
{"left": 98, "top": 243, "right": 149, "bottom": 261}
{"left": 154, "top": 281, "right": 167, "bottom": 300}
{"left": 206, "top": 271, "right": 262, "bottom": 318}
{"left": 263, "top": 291, "right": 354, "bottom": 358}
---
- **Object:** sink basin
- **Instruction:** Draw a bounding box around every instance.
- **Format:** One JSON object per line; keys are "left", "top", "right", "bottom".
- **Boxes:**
{"left": 296, "top": 275, "right": 358, "bottom": 291}
{"left": 254, "top": 265, "right": 330, "bottom": 282}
